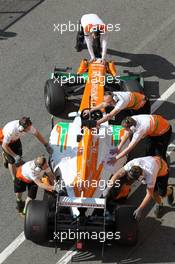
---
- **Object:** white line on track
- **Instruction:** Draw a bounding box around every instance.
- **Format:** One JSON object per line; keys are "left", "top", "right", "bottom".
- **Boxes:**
{"left": 56, "top": 247, "right": 77, "bottom": 264}
{"left": 151, "top": 82, "right": 175, "bottom": 113}
{"left": 133, "top": 13, "right": 175, "bottom": 54}
{"left": 0, "top": 232, "right": 25, "bottom": 264}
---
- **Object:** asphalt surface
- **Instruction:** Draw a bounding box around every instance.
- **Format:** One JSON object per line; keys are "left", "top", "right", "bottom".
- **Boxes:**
{"left": 0, "top": 0, "right": 175, "bottom": 263}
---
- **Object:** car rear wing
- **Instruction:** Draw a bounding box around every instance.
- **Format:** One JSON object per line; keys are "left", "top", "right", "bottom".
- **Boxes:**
{"left": 59, "top": 196, "right": 106, "bottom": 209}
{"left": 55, "top": 195, "right": 107, "bottom": 255}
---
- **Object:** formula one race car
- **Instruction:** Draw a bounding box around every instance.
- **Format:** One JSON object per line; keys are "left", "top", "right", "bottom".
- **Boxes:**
{"left": 44, "top": 59, "right": 144, "bottom": 118}
{"left": 24, "top": 60, "right": 146, "bottom": 249}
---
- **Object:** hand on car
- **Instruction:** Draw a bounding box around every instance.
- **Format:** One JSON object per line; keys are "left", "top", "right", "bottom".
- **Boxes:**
{"left": 102, "top": 186, "right": 111, "bottom": 198}
{"left": 48, "top": 185, "right": 55, "bottom": 192}
{"left": 89, "top": 58, "right": 96, "bottom": 63}
{"left": 96, "top": 120, "right": 101, "bottom": 127}
{"left": 107, "top": 156, "right": 117, "bottom": 165}
{"left": 133, "top": 207, "right": 143, "bottom": 221}
{"left": 110, "top": 147, "right": 119, "bottom": 155}
{"left": 100, "top": 59, "right": 106, "bottom": 65}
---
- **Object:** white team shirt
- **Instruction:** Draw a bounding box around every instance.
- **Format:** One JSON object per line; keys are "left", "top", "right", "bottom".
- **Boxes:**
{"left": 124, "top": 156, "right": 160, "bottom": 188}
{"left": 2, "top": 120, "right": 37, "bottom": 144}
{"left": 81, "top": 14, "right": 107, "bottom": 60}
{"left": 127, "top": 115, "right": 152, "bottom": 145}
{"left": 81, "top": 14, "right": 104, "bottom": 30}
{"left": 113, "top": 91, "right": 131, "bottom": 111}
{"left": 21, "top": 160, "right": 51, "bottom": 181}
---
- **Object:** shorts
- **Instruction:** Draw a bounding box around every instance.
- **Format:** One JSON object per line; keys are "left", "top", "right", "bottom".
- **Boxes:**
{"left": 2, "top": 139, "right": 22, "bottom": 164}
{"left": 14, "top": 178, "right": 38, "bottom": 199}
{"left": 108, "top": 174, "right": 131, "bottom": 200}
{"left": 154, "top": 174, "right": 169, "bottom": 197}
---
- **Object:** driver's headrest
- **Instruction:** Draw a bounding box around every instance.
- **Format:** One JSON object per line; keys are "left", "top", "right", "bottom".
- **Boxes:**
{"left": 80, "top": 108, "right": 98, "bottom": 129}
{"left": 81, "top": 119, "right": 97, "bottom": 129}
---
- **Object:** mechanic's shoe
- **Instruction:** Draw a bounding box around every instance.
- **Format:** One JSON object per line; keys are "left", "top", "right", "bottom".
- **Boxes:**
{"left": 75, "top": 44, "right": 83, "bottom": 52}
{"left": 2, "top": 151, "right": 8, "bottom": 169}
{"left": 19, "top": 209, "right": 26, "bottom": 218}
{"left": 154, "top": 204, "right": 164, "bottom": 218}
{"left": 167, "top": 186, "right": 174, "bottom": 206}
{"left": 22, "top": 209, "right": 26, "bottom": 215}
{"left": 16, "top": 200, "right": 25, "bottom": 213}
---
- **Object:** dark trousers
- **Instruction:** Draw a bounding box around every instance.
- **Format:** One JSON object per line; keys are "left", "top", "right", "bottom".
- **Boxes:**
{"left": 14, "top": 178, "right": 38, "bottom": 199}
{"left": 75, "top": 21, "right": 102, "bottom": 58}
{"left": 154, "top": 173, "right": 169, "bottom": 197}
{"left": 147, "top": 126, "right": 172, "bottom": 161}
{"left": 2, "top": 139, "right": 22, "bottom": 164}
{"left": 75, "top": 23, "right": 84, "bottom": 52}
{"left": 132, "top": 98, "right": 151, "bottom": 115}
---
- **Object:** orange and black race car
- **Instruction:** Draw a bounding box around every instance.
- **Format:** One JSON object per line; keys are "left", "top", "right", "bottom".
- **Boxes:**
{"left": 24, "top": 59, "right": 147, "bottom": 251}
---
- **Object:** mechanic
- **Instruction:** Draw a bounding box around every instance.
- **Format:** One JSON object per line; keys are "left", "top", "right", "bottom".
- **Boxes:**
{"left": 75, "top": 14, "right": 107, "bottom": 61}
{"left": 103, "top": 169, "right": 134, "bottom": 213}
{"left": 104, "top": 156, "right": 174, "bottom": 219}
{"left": 108, "top": 114, "right": 172, "bottom": 164}
{"left": 83, "top": 91, "right": 150, "bottom": 125}
{"left": 0, "top": 117, "right": 53, "bottom": 180}
{"left": 13, "top": 155, "right": 55, "bottom": 215}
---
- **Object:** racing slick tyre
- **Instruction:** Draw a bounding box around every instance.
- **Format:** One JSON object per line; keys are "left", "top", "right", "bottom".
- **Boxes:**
{"left": 44, "top": 79, "right": 65, "bottom": 116}
{"left": 122, "top": 79, "right": 144, "bottom": 93}
{"left": 115, "top": 205, "right": 138, "bottom": 246}
{"left": 24, "top": 200, "right": 49, "bottom": 243}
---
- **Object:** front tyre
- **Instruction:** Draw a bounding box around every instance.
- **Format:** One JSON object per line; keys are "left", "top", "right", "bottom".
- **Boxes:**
{"left": 44, "top": 79, "right": 66, "bottom": 117}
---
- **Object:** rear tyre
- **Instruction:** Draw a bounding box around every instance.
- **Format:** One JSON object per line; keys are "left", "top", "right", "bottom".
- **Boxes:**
{"left": 44, "top": 79, "right": 65, "bottom": 117}
{"left": 24, "top": 200, "right": 49, "bottom": 243}
{"left": 114, "top": 205, "right": 138, "bottom": 246}
{"left": 122, "top": 79, "right": 144, "bottom": 93}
